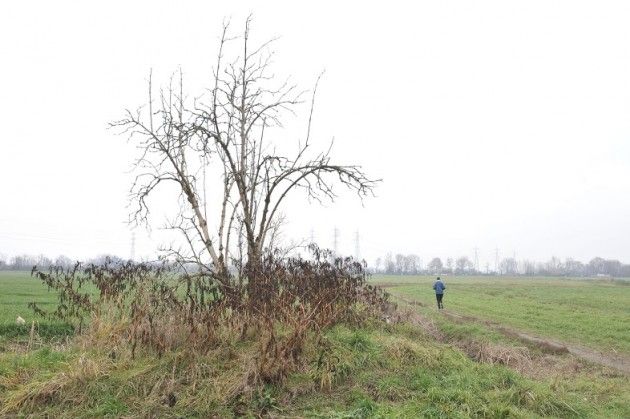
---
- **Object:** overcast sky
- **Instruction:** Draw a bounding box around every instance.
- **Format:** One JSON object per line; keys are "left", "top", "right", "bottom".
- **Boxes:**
{"left": 1, "top": 1, "right": 629, "bottom": 267}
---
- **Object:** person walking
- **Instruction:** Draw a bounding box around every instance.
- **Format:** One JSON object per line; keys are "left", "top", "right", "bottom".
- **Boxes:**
{"left": 433, "top": 276, "right": 446, "bottom": 309}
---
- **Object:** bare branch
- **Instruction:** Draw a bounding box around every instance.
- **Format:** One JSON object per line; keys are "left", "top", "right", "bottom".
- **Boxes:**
{"left": 114, "top": 17, "right": 380, "bottom": 286}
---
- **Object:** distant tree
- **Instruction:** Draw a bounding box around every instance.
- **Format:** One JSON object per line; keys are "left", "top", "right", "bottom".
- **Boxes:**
{"left": 544, "top": 256, "right": 563, "bottom": 276}
{"left": 603, "top": 259, "right": 622, "bottom": 277}
{"left": 36, "top": 255, "right": 52, "bottom": 269}
{"left": 374, "top": 257, "right": 382, "bottom": 273}
{"left": 588, "top": 257, "right": 606, "bottom": 276}
{"left": 394, "top": 254, "right": 406, "bottom": 275}
{"left": 10, "top": 255, "right": 37, "bottom": 270}
{"left": 384, "top": 253, "right": 395, "bottom": 274}
{"left": 499, "top": 257, "right": 517, "bottom": 275}
{"left": 455, "top": 256, "right": 474, "bottom": 274}
{"left": 427, "top": 257, "right": 443, "bottom": 274}
{"left": 88, "top": 255, "right": 125, "bottom": 265}
{"left": 54, "top": 255, "right": 74, "bottom": 269}
{"left": 401, "top": 254, "right": 410, "bottom": 274}
{"left": 520, "top": 259, "right": 536, "bottom": 275}
{"left": 373, "top": 253, "right": 630, "bottom": 278}
{"left": 445, "top": 258, "right": 454, "bottom": 273}
{"left": 406, "top": 254, "right": 420, "bottom": 274}
{"left": 564, "top": 258, "right": 585, "bottom": 276}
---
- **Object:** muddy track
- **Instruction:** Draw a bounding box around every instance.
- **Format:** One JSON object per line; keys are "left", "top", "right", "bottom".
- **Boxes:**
{"left": 391, "top": 294, "right": 630, "bottom": 376}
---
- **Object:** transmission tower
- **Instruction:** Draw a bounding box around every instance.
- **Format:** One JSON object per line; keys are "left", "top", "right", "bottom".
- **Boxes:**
{"left": 333, "top": 227, "right": 339, "bottom": 256}
{"left": 354, "top": 230, "right": 360, "bottom": 260}
{"left": 310, "top": 228, "right": 315, "bottom": 245}
{"left": 473, "top": 247, "right": 479, "bottom": 272}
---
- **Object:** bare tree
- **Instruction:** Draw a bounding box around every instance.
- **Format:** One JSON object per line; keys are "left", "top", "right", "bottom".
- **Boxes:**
{"left": 406, "top": 254, "right": 420, "bottom": 274}
{"left": 54, "top": 255, "right": 74, "bottom": 269}
{"left": 394, "top": 254, "right": 405, "bottom": 275}
{"left": 521, "top": 259, "right": 536, "bottom": 276}
{"left": 499, "top": 257, "right": 518, "bottom": 275}
{"left": 545, "top": 256, "right": 563, "bottom": 276}
{"left": 564, "top": 258, "right": 585, "bottom": 276}
{"left": 455, "top": 256, "right": 473, "bottom": 274}
{"left": 112, "top": 17, "right": 378, "bottom": 286}
{"left": 384, "top": 253, "right": 395, "bottom": 274}
{"left": 374, "top": 257, "right": 382, "bottom": 273}
{"left": 427, "top": 257, "right": 443, "bottom": 274}
{"left": 588, "top": 257, "right": 606, "bottom": 275}
{"left": 445, "top": 257, "right": 454, "bottom": 273}
{"left": 10, "top": 255, "right": 37, "bottom": 270}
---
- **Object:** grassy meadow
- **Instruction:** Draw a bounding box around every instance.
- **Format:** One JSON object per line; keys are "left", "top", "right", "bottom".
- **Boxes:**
{"left": 0, "top": 271, "right": 73, "bottom": 341}
{"left": 0, "top": 271, "right": 629, "bottom": 417}
{"left": 373, "top": 275, "right": 630, "bottom": 355}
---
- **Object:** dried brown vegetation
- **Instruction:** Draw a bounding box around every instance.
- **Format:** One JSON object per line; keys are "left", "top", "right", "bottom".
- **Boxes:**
{"left": 30, "top": 246, "right": 390, "bottom": 390}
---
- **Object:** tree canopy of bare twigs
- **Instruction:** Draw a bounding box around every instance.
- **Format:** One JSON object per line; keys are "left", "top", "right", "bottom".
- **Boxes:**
{"left": 111, "top": 17, "right": 378, "bottom": 285}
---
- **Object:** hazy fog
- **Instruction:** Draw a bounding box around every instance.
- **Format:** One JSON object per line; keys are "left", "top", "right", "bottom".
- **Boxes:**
{"left": 1, "top": 1, "right": 629, "bottom": 268}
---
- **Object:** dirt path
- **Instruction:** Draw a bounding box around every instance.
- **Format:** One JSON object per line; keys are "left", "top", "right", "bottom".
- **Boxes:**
{"left": 391, "top": 293, "right": 630, "bottom": 376}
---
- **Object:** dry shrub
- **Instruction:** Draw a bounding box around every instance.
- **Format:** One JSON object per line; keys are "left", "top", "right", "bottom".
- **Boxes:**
{"left": 30, "top": 246, "right": 389, "bottom": 391}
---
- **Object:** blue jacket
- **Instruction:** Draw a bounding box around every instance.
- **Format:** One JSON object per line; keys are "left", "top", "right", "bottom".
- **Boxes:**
{"left": 433, "top": 280, "right": 446, "bottom": 294}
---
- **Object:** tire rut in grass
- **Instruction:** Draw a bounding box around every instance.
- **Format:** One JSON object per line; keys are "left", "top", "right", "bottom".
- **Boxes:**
{"left": 391, "top": 294, "right": 630, "bottom": 376}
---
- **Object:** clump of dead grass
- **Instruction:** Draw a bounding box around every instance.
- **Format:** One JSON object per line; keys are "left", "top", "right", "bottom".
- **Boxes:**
{"left": 465, "top": 341, "right": 533, "bottom": 373}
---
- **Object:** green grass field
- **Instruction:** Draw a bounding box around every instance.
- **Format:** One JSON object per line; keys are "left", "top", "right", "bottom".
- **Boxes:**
{"left": 0, "top": 271, "right": 73, "bottom": 340}
{"left": 2, "top": 271, "right": 629, "bottom": 353}
{"left": 1, "top": 271, "right": 629, "bottom": 416}
{"left": 373, "top": 275, "right": 630, "bottom": 355}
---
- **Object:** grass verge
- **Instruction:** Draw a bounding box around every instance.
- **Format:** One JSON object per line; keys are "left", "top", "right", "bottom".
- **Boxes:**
{"left": 1, "top": 319, "right": 628, "bottom": 417}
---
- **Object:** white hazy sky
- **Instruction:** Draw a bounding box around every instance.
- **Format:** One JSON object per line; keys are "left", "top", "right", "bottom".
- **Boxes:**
{"left": 1, "top": 1, "right": 629, "bottom": 268}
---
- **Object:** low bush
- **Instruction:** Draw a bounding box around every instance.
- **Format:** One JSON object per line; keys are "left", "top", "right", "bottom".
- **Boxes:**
{"left": 29, "top": 246, "right": 391, "bottom": 390}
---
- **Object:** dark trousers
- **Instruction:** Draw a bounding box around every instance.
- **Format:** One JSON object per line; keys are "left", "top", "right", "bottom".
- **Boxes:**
{"left": 436, "top": 293, "right": 444, "bottom": 309}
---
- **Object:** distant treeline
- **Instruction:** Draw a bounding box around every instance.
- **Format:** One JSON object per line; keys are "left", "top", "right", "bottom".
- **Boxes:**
{"left": 373, "top": 254, "right": 630, "bottom": 277}
{"left": 2, "top": 253, "right": 630, "bottom": 278}
{"left": 0, "top": 254, "right": 125, "bottom": 271}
